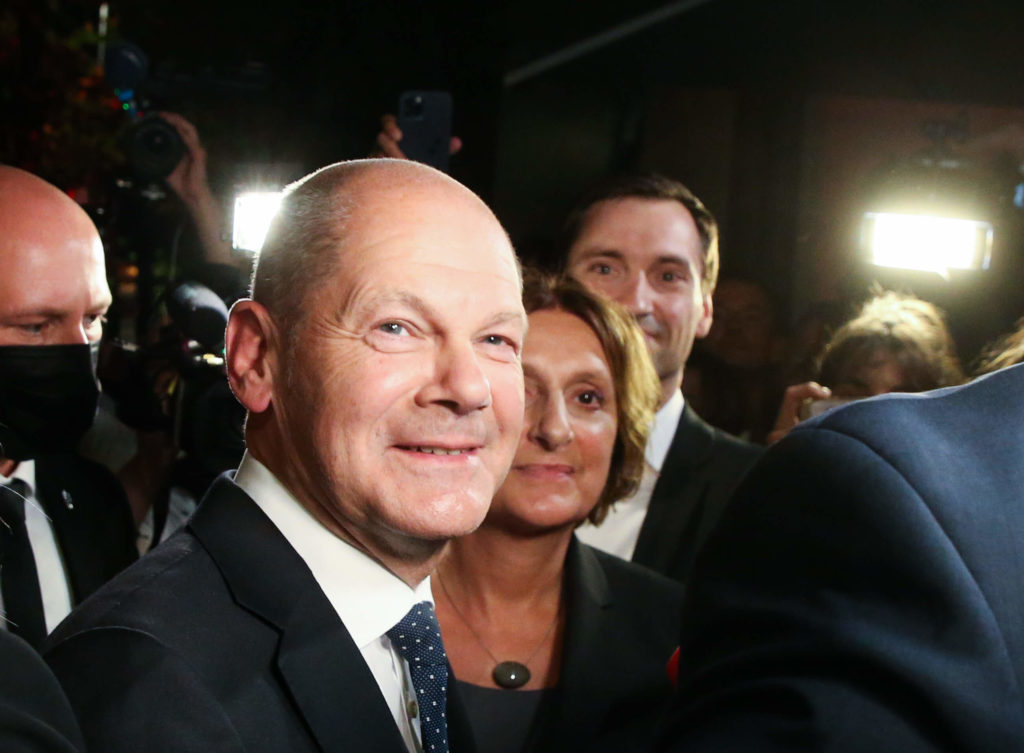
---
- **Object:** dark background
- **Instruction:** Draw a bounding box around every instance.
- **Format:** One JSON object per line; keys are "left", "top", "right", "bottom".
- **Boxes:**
{"left": 6, "top": 0, "right": 1024, "bottom": 360}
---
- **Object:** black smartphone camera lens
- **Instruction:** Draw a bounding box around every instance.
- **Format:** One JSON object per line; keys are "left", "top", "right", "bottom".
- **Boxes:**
{"left": 402, "top": 95, "right": 425, "bottom": 120}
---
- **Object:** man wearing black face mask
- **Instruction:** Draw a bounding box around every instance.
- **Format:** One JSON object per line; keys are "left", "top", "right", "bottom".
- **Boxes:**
{"left": 0, "top": 166, "right": 137, "bottom": 650}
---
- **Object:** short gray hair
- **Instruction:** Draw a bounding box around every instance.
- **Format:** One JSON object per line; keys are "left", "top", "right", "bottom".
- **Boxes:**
{"left": 250, "top": 158, "right": 521, "bottom": 344}
{"left": 249, "top": 161, "right": 366, "bottom": 339}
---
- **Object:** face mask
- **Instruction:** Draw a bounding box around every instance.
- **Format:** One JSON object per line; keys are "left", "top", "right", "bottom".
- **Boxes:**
{"left": 0, "top": 342, "right": 100, "bottom": 461}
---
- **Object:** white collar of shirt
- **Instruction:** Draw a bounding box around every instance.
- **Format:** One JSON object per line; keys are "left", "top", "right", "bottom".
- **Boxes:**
{"left": 4, "top": 459, "right": 35, "bottom": 492}
{"left": 1, "top": 459, "right": 73, "bottom": 634}
{"left": 646, "top": 390, "right": 684, "bottom": 472}
{"left": 233, "top": 452, "right": 433, "bottom": 649}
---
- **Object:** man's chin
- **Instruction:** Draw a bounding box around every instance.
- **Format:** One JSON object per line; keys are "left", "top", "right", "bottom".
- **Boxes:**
{"left": 383, "top": 493, "right": 491, "bottom": 542}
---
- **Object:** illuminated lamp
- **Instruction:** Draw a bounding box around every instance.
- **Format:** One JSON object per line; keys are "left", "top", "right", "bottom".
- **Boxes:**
{"left": 861, "top": 157, "right": 994, "bottom": 276}
{"left": 232, "top": 191, "right": 283, "bottom": 254}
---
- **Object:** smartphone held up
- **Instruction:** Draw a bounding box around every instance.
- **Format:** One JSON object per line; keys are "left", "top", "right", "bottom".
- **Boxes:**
{"left": 397, "top": 90, "right": 453, "bottom": 173}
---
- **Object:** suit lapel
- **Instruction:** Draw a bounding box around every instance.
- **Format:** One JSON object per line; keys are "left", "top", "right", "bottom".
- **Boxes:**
{"left": 276, "top": 590, "right": 409, "bottom": 752}
{"left": 34, "top": 456, "right": 104, "bottom": 603}
{"left": 536, "top": 537, "right": 613, "bottom": 750}
{"left": 632, "top": 405, "right": 715, "bottom": 575}
{"left": 445, "top": 673, "right": 479, "bottom": 753}
{"left": 189, "top": 476, "right": 407, "bottom": 753}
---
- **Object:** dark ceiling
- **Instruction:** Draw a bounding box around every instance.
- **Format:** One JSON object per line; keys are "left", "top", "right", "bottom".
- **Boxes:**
{"left": 15, "top": 0, "right": 1024, "bottom": 182}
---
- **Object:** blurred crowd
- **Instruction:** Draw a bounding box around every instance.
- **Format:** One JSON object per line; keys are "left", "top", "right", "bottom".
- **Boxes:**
{"left": 4, "top": 105, "right": 1024, "bottom": 753}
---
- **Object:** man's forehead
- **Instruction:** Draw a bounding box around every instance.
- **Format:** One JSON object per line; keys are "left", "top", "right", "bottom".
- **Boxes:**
{"left": 0, "top": 232, "right": 109, "bottom": 310}
{"left": 571, "top": 198, "right": 700, "bottom": 260}
{"left": 341, "top": 190, "right": 517, "bottom": 276}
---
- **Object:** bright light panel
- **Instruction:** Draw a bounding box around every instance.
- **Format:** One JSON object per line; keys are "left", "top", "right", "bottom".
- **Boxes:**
{"left": 233, "top": 191, "right": 283, "bottom": 253}
{"left": 866, "top": 212, "right": 992, "bottom": 275}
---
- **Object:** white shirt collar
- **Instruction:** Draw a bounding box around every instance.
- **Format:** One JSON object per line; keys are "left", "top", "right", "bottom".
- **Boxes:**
{"left": 3, "top": 459, "right": 35, "bottom": 493}
{"left": 645, "top": 391, "right": 684, "bottom": 472}
{"left": 233, "top": 452, "right": 433, "bottom": 649}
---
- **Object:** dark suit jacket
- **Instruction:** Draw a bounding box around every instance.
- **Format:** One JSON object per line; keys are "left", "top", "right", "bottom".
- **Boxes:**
{"left": 527, "top": 537, "right": 682, "bottom": 753}
{"left": 632, "top": 404, "right": 762, "bottom": 583}
{"left": 660, "top": 364, "right": 1024, "bottom": 752}
{"left": 44, "top": 475, "right": 476, "bottom": 753}
{"left": 0, "top": 630, "right": 84, "bottom": 753}
{"left": 34, "top": 454, "right": 137, "bottom": 607}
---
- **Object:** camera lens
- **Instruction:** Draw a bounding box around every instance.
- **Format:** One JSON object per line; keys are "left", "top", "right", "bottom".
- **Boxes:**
{"left": 126, "top": 115, "right": 185, "bottom": 181}
{"left": 403, "top": 95, "right": 425, "bottom": 120}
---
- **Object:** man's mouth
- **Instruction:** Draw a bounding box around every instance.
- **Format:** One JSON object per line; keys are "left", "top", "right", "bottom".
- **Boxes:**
{"left": 397, "top": 444, "right": 478, "bottom": 456}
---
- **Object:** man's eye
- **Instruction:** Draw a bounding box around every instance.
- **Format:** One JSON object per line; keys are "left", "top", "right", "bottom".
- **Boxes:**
{"left": 661, "top": 271, "right": 677, "bottom": 282}
{"left": 18, "top": 322, "right": 46, "bottom": 335}
{"left": 591, "top": 263, "right": 613, "bottom": 276}
{"left": 483, "top": 334, "right": 518, "bottom": 351}
{"left": 379, "top": 322, "right": 408, "bottom": 336}
{"left": 85, "top": 314, "right": 108, "bottom": 328}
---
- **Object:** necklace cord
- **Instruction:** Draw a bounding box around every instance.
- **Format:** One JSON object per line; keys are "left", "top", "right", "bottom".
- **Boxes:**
{"left": 435, "top": 571, "right": 560, "bottom": 668}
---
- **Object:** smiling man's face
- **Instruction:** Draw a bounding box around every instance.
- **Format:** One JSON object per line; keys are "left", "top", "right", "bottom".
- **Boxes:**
{"left": 272, "top": 177, "right": 526, "bottom": 561}
{"left": 567, "top": 197, "right": 711, "bottom": 406}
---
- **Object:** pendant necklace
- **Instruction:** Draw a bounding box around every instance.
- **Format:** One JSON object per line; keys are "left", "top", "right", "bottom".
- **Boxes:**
{"left": 436, "top": 571, "right": 559, "bottom": 690}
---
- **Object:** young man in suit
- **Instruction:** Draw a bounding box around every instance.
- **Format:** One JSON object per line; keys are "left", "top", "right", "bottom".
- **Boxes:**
{"left": 660, "top": 363, "right": 1024, "bottom": 752}
{"left": 563, "top": 174, "right": 762, "bottom": 583}
{"left": 45, "top": 159, "right": 527, "bottom": 753}
{"left": 0, "top": 167, "right": 137, "bottom": 649}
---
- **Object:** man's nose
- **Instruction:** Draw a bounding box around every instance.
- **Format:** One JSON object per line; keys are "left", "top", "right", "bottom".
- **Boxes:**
{"left": 59, "top": 320, "right": 92, "bottom": 346}
{"left": 618, "top": 273, "right": 655, "bottom": 316}
{"left": 528, "top": 393, "right": 574, "bottom": 451}
{"left": 418, "top": 340, "right": 492, "bottom": 414}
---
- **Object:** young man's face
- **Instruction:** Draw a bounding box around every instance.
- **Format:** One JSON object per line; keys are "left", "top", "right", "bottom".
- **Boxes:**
{"left": 567, "top": 197, "right": 712, "bottom": 403}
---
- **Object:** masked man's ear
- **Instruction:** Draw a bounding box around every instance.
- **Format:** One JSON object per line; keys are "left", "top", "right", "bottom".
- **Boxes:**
{"left": 225, "top": 300, "right": 277, "bottom": 414}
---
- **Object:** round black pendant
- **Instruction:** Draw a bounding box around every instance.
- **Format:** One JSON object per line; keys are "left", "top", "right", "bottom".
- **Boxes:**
{"left": 492, "top": 661, "right": 531, "bottom": 689}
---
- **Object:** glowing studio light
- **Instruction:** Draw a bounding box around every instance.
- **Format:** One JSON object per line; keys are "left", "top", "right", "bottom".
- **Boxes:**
{"left": 864, "top": 212, "right": 993, "bottom": 276}
{"left": 232, "top": 191, "right": 283, "bottom": 253}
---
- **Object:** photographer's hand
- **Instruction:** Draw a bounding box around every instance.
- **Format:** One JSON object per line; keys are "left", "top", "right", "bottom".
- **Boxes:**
{"left": 160, "top": 112, "right": 238, "bottom": 269}
{"left": 162, "top": 112, "right": 211, "bottom": 210}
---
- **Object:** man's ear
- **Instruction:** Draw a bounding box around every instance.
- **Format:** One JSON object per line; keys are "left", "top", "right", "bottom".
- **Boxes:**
{"left": 695, "top": 290, "right": 714, "bottom": 339}
{"left": 225, "top": 299, "right": 277, "bottom": 414}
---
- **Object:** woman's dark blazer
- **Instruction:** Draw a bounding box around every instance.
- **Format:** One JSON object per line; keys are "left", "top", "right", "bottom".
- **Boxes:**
{"left": 528, "top": 535, "right": 683, "bottom": 753}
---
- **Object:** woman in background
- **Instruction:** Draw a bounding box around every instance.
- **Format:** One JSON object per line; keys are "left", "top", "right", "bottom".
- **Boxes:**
{"left": 769, "top": 288, "right": 964, "bottom": 442}
{"left": 435, "top": 272, "right": 680, "bottom": 753}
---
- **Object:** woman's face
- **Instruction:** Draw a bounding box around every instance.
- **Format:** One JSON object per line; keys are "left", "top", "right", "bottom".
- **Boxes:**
{"left": 833, "top": 348, "right": 907, "bottom": 398}
{"left": 487, "top": 308, "right": 618, "bottom": 534}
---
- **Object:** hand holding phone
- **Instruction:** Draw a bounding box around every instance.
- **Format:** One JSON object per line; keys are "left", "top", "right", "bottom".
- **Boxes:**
{"left": 767, "top": 381, "right": 832, "bottom": 444}
{"left": 800, "top": 396, "right": 855, "bottom": 420}
{"left": 396, "top": 91, "right": 453, "bottom": 172}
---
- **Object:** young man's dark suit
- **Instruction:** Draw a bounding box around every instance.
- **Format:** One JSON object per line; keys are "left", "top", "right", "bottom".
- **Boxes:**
{"left": 660, "top": 363, "right": 1024, "bottom": 752}
{"left": 44, "top": 476, "right": 476, "bottom": 753}
{"left": 631, "top": 404, "right": 761, "bottom": 583}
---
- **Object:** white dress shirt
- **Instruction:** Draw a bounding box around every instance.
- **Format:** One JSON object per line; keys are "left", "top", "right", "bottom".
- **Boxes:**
{"left": 0, "top": 460, "right": 74, "bottom": 634}
{"left": 575, "top": 390, "right": 684, "bottom": 559}
{"left": 234, "top": 452, "right": 432, "bottom": 753}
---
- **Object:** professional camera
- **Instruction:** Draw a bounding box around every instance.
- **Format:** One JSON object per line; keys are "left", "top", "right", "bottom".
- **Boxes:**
{"left": 104, "top": 42, "right": 185, "bottom": 181}
{"left": 126, "top": 114, "right": 185, "bottom": 182}
{"left": 103, "top": 282, "right": 245, "bottom": 500}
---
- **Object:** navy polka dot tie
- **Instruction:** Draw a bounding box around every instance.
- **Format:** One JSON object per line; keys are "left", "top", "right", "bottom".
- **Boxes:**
{"left": 387, "top": 601, "right": 450, "bottom": 753}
